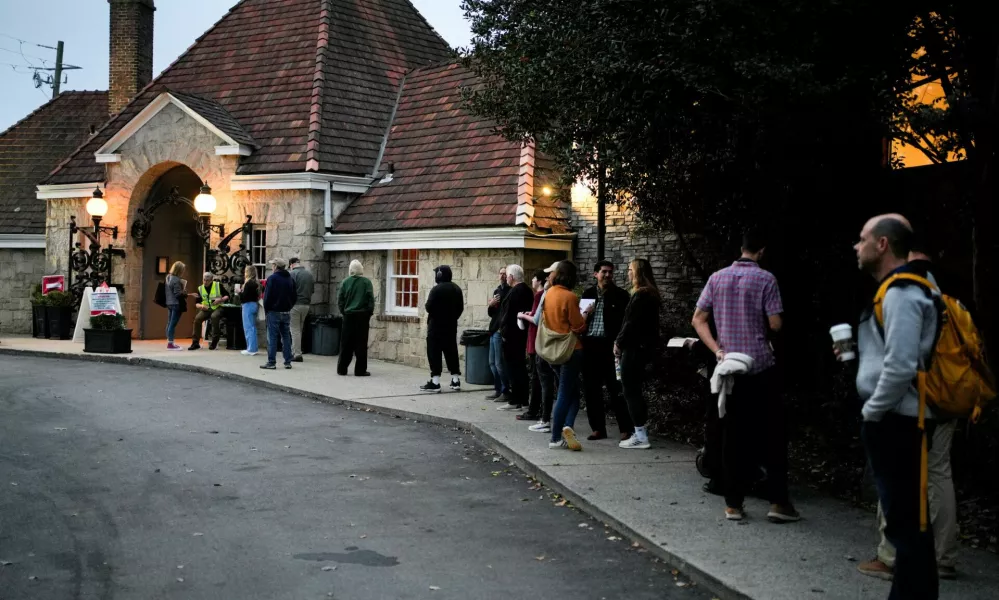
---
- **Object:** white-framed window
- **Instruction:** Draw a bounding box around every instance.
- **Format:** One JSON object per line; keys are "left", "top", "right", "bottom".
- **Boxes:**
{"left": 251, "top": 228, "right": 268, "bottom": 279}
{"left": 386, "top": 249, "right": 419, "bottom": 315}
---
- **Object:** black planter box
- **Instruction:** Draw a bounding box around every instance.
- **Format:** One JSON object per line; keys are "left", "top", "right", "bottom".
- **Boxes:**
{"left": 84, "top": 329, "right": 133, "bottom": 354}
{"left": 46, "top": 306, "right": 73, "bottom": 340}
{"left": 32, "top": 305, "right": 49, "bottom": 338}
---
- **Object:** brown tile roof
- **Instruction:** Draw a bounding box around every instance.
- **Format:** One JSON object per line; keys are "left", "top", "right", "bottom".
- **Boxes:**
{"left": 0, "top": 91, "right": 108, "bottom": 234}
{"left": 334, "top": 63, "right": 572, "bottom": 234}
{"left": 45, "top": 0, "right": 452, "bottom": 185}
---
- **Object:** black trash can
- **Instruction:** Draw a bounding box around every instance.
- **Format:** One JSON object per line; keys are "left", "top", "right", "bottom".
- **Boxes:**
{"left": 311, "top": 315, "right": 342, "bottom": 356}
{"left": 460, "top": 329, "right": 493, "bottom": 386}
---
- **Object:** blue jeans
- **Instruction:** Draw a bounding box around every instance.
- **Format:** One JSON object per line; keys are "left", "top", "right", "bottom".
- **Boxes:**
{"left": 266, "top": 311, "right": 293, "bottom": 366}
{"left": 165, "top": 306, "right": 181, "bottom": 342}
{"left": 242, "top": 302, "right": 259, "bottom": 353}
{"left": 488, "top": 332, "right": 509, "bottom": 393}
{"left": 551, "top": 349, "right": 583, "bottom": 442}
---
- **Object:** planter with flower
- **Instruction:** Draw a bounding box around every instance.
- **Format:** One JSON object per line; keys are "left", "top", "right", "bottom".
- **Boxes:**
{"left": 84, "top": 313, "right": 132, "bottom": 354}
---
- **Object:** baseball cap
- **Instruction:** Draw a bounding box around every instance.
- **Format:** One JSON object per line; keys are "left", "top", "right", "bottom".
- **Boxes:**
{"left": 543, "top": 261, "right": 561, "bottom": 273}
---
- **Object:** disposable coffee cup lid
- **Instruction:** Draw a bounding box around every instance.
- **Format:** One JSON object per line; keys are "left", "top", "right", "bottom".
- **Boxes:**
{"left": 829, "top": 324, "right": 852, "bottom": 335}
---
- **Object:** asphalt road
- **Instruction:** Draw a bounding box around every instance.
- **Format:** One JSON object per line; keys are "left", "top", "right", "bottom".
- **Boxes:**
{"left": 0, "top": 357, "right": 712, "bottom": 600}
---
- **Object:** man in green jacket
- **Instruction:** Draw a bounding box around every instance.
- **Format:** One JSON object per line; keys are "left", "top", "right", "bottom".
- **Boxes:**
{"left": 337, "top": 259, "right": 375, "bottom": 376}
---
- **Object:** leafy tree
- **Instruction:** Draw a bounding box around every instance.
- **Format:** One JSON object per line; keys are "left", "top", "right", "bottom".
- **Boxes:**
{"left": 461, "top": 0, "right": 997, "bottom": 351}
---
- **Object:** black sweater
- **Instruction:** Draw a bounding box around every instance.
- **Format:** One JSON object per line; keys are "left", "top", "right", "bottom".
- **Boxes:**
{"left": 426, "top": 278, "right": 464, "bottom": 337}
{"left": 240, "top": 279, "right": 261, "bottom": 303}
{"left": 499, "top": 282, "right": 535, "bottom": 342}
{"left": 616, "top": 288, "right": 661, "bottom": 350}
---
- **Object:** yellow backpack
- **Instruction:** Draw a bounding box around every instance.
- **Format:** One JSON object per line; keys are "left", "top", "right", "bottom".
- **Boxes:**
{"left": 873, "top": 272, "right": 996, "bottom": 531}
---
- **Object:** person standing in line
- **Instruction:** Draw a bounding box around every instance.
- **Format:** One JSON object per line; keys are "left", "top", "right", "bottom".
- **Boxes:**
{"left": 189, "top": 272, "right": 229, "bottom": 351}
{"left": 485, "top": 266, "right": 511, "bottom": 401}
{"left": 691, "top": 230, "right": 799, "bottom": 523}
{"left": 260, "top": 258, "right": 296, "bottom": 370}
{"left": 615, "top": 259, "right": 662, "bottom": 449}
{"left": 497, "top": 265, "right": 536, "bottom": 412}
{"left": 164, "top": 261, "right": 187, "bottom": 351}
{"left": 850, "top": 216, "right": 945, "bottom": 594}
{"left": 582, "top": 260, "right": 634, "bottom": 441}
{"left": 337, "top": 260, "right": 375, "bottom": 377}
{"left": 288, "top": 257, "right": 314, "bottom": 363}
{"left": 517, "top": 269, "right": 556, "bottom": 430}
{"left": 420, "top": 265, "right": 464, "bottom": 393}
{"left": 543, "top": 260, "right": 589, "bottom": 451}
{"left": 240, "top": 266, "right": 261, "bottom": 357}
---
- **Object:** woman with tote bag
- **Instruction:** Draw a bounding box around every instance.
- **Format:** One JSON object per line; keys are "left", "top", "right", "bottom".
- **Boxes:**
{"left": 240, "top": 266, "right": 262, "bottom": 356}
{"left": 538, "top": 261, "right": 591, "bottom": 451}
{"left": 165, "top": 262, "right": 187, "bottom": 350}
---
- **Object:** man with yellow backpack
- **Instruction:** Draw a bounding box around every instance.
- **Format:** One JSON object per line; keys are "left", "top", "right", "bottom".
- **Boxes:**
{"left": 851, "top": 214, "right": 995, "bottom": 600}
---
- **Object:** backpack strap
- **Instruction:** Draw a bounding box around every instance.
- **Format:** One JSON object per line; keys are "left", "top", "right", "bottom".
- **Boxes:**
{"left": 872, "top": 272, "right": 937, "bottom": 330}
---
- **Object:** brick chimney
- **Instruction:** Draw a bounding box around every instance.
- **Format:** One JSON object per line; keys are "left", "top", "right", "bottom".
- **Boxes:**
{"left": 108, "top": 0, "right": 155, "bottom": 115}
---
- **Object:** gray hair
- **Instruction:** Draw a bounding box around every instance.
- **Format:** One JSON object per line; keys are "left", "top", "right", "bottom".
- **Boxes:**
{"left": 203, "top": 271, "right": 213, "bottom": 280}
{"left": 271, "top": 257, "right": 288, "bottom": 270}
{"left": 505, "top": 264, "right": 524, "bottom": 283}
{"left": 349, "top": 260, "right": 364, "bottom": 276}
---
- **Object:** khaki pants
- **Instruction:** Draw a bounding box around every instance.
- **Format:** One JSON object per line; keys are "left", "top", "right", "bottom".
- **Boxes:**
{"left": 877, "top": 419, "right": 958, "bottom": 568}
{"left": 289, "top": 304, "right": 310, "bottom": 358}
{"left": 192, "top": 309, "right": 222, "bottom": 344}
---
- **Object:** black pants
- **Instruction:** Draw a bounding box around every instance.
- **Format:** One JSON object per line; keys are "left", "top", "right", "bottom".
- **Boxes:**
{"left": 427, "top": 330, "right": 460, "bottom": 376}
{"left": 863, "top": 414, "right": 939, "bottom": 600}
{"left": 618, "top": 348, "right": 646, "bottom": 429}
{"left": 584, "top": 338, "right": 634, "bottom": 435}
{"left": 526, "top": 354, "right": 556, "bottom": 421}
{"left": 337, "top": 312, "right": 370, "bottom": 375}
{"left": 721, "top": 368, "right": 790, "bottom": 508}
{"left": 502, "top": 335, "right": 529, "bottom": 408}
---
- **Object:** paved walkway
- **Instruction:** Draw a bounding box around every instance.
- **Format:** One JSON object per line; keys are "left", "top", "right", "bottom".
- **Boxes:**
{"left": 2, "top": 336, "right": 998, "bottom": 600}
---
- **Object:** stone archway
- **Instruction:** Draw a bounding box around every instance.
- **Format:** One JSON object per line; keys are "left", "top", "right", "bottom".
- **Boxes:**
{"left": 135, "top": 165, "right": 204, "bottom": 340}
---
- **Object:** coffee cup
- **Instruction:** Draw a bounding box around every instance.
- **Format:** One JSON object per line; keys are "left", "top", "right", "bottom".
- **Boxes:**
{"left": 829, "top": 324, "right": 856, "bottom": 362}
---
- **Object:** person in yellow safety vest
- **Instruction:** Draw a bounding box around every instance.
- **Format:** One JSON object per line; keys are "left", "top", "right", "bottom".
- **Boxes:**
{"left": 189, "top": 272, "right": 229, "bottom": 351}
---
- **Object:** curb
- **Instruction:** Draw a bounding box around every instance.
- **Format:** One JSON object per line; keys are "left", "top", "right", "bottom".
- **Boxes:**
{"left": 1, "top": 348, "right": 751, "bottom": 600}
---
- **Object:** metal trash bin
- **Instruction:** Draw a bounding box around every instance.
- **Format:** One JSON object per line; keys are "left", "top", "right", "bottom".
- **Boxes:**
{"left": 460, "top": 329, "right": 493, "bottom": 386}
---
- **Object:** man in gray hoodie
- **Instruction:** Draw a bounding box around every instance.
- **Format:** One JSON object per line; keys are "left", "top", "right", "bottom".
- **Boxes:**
{"left": 854, "top": 213, "right": 939, "bottom": 600}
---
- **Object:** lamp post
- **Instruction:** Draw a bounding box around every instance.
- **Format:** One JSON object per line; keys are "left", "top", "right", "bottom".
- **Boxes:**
{"left": 68, "top": 187, "right": 125, "bottom": 303}
{"left": 194, "top": 182, "right": 224, "bottom": 242}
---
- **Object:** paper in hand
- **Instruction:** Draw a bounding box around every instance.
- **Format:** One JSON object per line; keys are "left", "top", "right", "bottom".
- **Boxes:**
{"left": 578, "top": 299, "right": 595, "bottom": 315}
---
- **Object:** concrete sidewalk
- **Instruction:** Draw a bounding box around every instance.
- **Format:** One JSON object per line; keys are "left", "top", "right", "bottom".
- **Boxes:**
{"left": 2, "top": 336, "right": 997, "bottom": 600}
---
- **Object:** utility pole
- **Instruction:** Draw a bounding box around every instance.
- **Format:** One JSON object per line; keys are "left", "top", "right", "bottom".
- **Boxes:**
{"left": 596, "top": 157, "right": 606, "bottom": 261}
{"left": 52, "top": 41, "right": 64, "bottom": 98}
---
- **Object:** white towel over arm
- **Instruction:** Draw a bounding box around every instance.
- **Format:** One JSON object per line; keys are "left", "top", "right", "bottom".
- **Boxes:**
{"left": 710, "top": 353, "right": 755, "bottom": 418}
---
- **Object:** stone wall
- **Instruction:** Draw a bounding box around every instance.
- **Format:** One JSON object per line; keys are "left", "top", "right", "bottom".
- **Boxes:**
{"left": 0, "top": 248, "right": 46, "bottom": 334}
{"left": 570, "top": 188, "right": 706, "bottom": 323}
{"left": 329, "top": 247, "right": 566, "bottom": 370}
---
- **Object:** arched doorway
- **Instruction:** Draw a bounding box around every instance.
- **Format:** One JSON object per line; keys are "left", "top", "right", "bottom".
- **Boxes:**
{"left": 139, "top": 166, "right": 204, "bottom": 340}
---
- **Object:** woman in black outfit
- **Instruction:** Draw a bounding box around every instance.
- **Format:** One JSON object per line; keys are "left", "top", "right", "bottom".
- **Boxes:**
{"left": 615, "top": 258, "right": 662, "bottom": 449}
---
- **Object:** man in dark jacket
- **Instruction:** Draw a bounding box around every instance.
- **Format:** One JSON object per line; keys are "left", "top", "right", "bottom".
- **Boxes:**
{"left": 261, "top": 258, "right": 296, "bottom": 370}
{"left": 581, "top": 260, "right": 634, "bottom": 440}
{"left": 485, "top": 266, "right": 511, "bottom": 401}
{"left": 421, "top": 265, "right": 464, "bottom": 393}
{"left": 497, "top": 264, "right": 536, "bottom": 412}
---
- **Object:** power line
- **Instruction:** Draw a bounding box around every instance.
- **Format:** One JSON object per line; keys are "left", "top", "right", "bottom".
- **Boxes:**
{"left": 0, "top": 46, "right": 50, "bottom": 64}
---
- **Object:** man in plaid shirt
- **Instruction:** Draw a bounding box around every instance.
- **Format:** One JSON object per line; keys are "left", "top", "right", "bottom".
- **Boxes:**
{"left": 692, "top": 230, "right": 800, "bottom": 523}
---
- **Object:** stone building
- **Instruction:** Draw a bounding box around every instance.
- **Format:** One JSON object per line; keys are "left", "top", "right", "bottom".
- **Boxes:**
{"left": 31, "top": 0, "right": 574, "bottom": 368}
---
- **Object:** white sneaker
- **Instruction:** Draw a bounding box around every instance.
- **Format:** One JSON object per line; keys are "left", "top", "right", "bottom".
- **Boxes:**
{"left": 496, "top": 403, "right": 521, "bottom": 411}
{"left": 548, "top": 440, "right": 568, "bottom": 449}
{"left": 240, "top": 350, "right": 258, "bottom": 356}
{"left": 529, "top": 421, "right": 551, "bottom": 433}
{"left": 618, "top": 435, "right": 651, "bottom": 449}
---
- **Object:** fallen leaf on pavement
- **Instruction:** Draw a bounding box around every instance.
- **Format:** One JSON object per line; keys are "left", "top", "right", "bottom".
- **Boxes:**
{"left": 359, "top": 535, "right": 367, "bottom": 539}
{"left": 429, "top": 586, "right": 441, "bottom": 591}
{"left": 54, "top": 427, "right": 67, "bottom": 431}
{"left": 607, "top": 536, "right": 620, "bottom": 542}
{"left": 535, "top": 555, "right": 545, "bottom": 561}
{"left": 177, "top": 577, "right": 185, "bottom": 582}
{"left": 578, "top": 523, "right": 588, "bottom": 528}
{"left": 1, "top": 560, "right": 13, "bottom": 566}
{"left": 192, "top": 532, "right": 204, "bottom": 537}
{"left": 555, "top": 499, "right": 568, "bottom": 507}
{"left": 321, "top": 566, "right": 336, "bottom": 571}
{"left": 631, "top": 542, "right": 641, "bottom": 548}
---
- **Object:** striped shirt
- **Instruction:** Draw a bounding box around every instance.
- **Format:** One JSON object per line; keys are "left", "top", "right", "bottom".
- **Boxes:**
{"left": 696, "top": 260, "right": 783, "bottom": 373}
